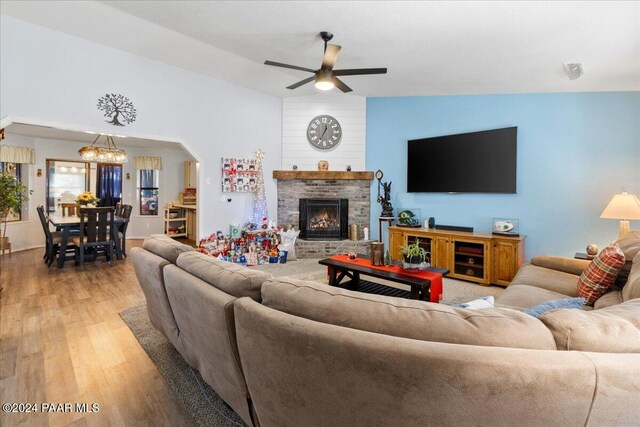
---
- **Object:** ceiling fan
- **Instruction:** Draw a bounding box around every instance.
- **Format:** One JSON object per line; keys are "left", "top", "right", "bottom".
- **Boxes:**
{"left": 264, "top": 31, "right": 387, "bottom": 93}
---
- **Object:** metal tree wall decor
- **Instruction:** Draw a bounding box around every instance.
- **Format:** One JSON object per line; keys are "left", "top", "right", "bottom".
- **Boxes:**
{"left": 97, "top": 93, "right": 137, "bottom": 126}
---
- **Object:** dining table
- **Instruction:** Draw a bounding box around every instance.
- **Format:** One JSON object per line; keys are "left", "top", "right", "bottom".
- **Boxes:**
{"left": 48, "top": 214, "right": 129, "bottom": 268}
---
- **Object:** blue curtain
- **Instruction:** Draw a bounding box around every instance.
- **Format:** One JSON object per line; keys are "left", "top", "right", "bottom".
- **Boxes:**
{"left": 96, "top": 164, "right": 122, "bottom": 207}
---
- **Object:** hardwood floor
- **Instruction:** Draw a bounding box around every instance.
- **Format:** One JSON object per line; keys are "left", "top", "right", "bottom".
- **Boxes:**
{"left": 0, "top": 240, "right": 196, "bottom": 427}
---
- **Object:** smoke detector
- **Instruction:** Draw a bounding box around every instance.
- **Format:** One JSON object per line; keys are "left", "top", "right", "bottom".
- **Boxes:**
{"left": 563, "top": 63, "right": 584, "bottom": 80}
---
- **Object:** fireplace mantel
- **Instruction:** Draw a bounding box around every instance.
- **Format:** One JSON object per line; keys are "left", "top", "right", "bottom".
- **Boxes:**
{"left": 272, "top": 170, "right": 374, "bottom": 180}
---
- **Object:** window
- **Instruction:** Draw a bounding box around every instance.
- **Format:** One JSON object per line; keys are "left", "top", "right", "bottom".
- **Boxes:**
{"left": 1, "top": 161, "right": 24, "bottom": 222}
{"left": 46, "top": 159, "right": 90, "bottom": 213}
{"left": 139, "top": 170, "right": 159, "bottom": 216}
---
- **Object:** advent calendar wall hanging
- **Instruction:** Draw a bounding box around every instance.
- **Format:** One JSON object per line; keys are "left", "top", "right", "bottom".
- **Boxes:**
{"left": 221, "top": 157, "right": 257, "bottom": 192}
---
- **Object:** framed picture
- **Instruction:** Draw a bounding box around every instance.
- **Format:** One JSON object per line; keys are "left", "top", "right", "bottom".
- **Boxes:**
{"left": 221, "top": 157, "right": 257, "bottom": 193}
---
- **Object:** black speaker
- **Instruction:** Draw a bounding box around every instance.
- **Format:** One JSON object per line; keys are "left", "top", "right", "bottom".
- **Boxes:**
{"left": 428, "top": 217, "right": 435, "bottom": 228}
{"left": 435, "top": 224, "right": 474, "bottom": 233}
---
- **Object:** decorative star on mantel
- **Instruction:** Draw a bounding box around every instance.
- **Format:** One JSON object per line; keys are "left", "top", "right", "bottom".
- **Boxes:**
{"left": 256, "top": 149, "right": 265, "bottom": 160}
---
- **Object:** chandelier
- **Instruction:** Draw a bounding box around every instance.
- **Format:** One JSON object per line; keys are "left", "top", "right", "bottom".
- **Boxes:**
{"left": 78, "top": 134, "right": 128, "bottom": 163}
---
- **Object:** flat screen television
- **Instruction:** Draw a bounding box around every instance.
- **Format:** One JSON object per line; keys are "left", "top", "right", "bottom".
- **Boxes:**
{"left": 407, "top": 127, "right": 517, "bottom": 193}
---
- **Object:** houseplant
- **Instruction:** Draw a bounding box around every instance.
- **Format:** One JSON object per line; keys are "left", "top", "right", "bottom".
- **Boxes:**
{"left": 0, "top": 170, "right": 31, "bottom": 250}
{"left": 401, "top": 239, "right": 428, "bottom": 264}
{"left": 76, "top": 191, "right": 100, "bottom": 207}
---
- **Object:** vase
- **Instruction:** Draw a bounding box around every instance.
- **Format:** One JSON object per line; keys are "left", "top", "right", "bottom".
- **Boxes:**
{"left": 404, "top": 255, "right": 423, "bottom": 264}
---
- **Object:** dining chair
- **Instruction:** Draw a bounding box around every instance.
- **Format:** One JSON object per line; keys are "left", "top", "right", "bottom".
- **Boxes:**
{"left": 36, "top": 206, "right": 77, "bottom": 267}
{"left": 116, "top": 204, "right": 133, "bottom": 257}
{"left": 71, "top": 207, "right": 115, "bottom": 267}
{"left": 115, "top": 203, "right": 124, "bottom": 217}
{"left": 61, "top": 203, "right": 78, "bottom": 217}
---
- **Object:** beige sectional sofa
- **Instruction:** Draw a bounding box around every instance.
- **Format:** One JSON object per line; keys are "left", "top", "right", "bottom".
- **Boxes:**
{"left": 132, "top": 234, "right": 640, "bottom": 426}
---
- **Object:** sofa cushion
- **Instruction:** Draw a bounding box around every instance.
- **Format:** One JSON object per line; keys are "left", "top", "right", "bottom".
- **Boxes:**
{"left": 495, "top": 284, "right": 579, "bottom": 311}
{"left": 614, "top": 230, "right": 640, "bottom": 260}
{"left": 130, "top": 246, "right": 182, "bottom": 352}
{"left": 609, "top": 231, "right": 638, "bottom": 288}
{"left": 614, "top": 261, "right": 633, "bottom": 289}
{"left": 261, "top": 278, "right": 557, "bottom": 350}
{"left": 593, "top": 290, "right": 623, "bottom": 309}
{"left": 578, "top": 244, "right": 625, "bottom": 305}
{"left": 176, "top": 251, "right": 272, "bottom": 301}
{"left": 622, "top": 251, "right": 640, "bottom": 302}
{"left": 530, "top": 255, "right": 591, "bottom": 276}
{"left": 508, "top": 264, "right": 580, "bottom": 296}
{"left": 524, "top": 298, "right": 585, "bottom": 318}
{"left": 143, "top": 234, "right": 194, "bottom": 264}
{"left": 539, "top": 298, "right": 640, "bottom": 352}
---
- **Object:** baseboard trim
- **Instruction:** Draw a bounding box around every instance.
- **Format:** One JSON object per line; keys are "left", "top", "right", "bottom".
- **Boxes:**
{"left": 1, "top": 244, "right": 45, "bottom": 254}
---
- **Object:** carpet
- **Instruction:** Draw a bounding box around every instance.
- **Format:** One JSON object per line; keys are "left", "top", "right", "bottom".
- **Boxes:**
{"left": 121, "top": 260, "right": 504, "bottom": 426}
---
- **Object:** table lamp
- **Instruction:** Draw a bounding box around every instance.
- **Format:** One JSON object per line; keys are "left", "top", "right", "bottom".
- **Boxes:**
{"left": 600, "top": 192, "right": 640, "bottom": 237}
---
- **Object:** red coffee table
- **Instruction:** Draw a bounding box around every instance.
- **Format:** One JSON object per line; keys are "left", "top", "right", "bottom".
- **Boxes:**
{"left": 319, "top": 254, "right": 449, "bottom": 302}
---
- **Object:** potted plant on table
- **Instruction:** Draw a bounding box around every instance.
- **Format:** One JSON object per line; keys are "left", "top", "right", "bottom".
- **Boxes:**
{"left": 401, "top": 239, "right": 428, "bottom": 265}
{"left": 0, "top": 170, "right": 31, "bottom": 252}
{"left": 76, "top": 191, "right": 100, "bottom": 207}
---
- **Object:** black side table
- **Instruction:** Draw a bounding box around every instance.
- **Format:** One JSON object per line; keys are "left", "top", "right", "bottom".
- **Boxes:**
{"left": 575, "top": 252, "right": 595, "bottom": 260}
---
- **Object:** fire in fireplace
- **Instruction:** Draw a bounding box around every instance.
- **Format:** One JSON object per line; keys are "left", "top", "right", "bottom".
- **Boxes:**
{"left": 299, "top": 199, "right": 348, "bottom": 240}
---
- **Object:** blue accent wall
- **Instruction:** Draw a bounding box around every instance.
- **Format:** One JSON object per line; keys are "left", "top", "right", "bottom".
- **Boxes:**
{"left": 366, "top": 92, "right": 640, "bottom": 260}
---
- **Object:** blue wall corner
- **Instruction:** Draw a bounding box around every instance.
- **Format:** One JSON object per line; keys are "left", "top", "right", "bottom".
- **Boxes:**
{"left": 366, "top": 92, "right": 640, "bottom": 260}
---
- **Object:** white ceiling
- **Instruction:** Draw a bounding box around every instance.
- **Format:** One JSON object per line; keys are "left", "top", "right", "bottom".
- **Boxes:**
{"left": 2, "top": 1, "right": 639, "bottom": 97}
{"left": 5, "top": 122, "right": 182, "bottom": 149}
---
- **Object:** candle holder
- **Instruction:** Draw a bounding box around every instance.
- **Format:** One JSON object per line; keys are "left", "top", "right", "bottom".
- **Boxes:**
{"left": 370, "top": 242, "right": 384, "bottom": 266}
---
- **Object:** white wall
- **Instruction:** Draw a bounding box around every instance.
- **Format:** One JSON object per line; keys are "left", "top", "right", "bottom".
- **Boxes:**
{"left": 0, "top": 15, "right": 282, "bottom": 249}
{"left": 2, "top": 133, "right": 192, "bottom": 250}
{"left": 282, "top": 93, "right": 366, "bottom": 171}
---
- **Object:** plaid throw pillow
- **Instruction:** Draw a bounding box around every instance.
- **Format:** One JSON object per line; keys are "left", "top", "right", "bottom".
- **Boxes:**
{"left": 578, "top": 244, "right": 625, "bottom": 305}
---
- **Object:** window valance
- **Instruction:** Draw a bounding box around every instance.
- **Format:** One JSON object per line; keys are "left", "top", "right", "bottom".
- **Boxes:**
{"left": 134, "top": 156, "right": 163, "bottom": 170}
{"left": 0, "top": 145, "right": 36, "bottom": 164}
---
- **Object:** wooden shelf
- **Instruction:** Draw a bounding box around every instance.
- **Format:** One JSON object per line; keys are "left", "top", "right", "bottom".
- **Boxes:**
{"left": 272, "top": 170, "right": 374, "bottom": 180}
{"left": 164, "top": 207, "right": 188, "bottom": 240}
{"left": 455, "top": 250, "right": 484, "bottom": 257}
{"left": 455, "top": 261, "right": 484, "bottom": 268}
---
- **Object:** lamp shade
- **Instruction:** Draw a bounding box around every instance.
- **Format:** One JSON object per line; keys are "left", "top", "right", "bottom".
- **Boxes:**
{"left": 600, "top": 192, "right": 640, "bottom": 220}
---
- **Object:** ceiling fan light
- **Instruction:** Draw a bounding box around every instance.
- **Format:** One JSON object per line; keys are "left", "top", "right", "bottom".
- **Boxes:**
{"left": 315, "top": 80, "right": 335, "bottom": 91}
{"left": 315, "top": 70, "right": 334, "bottom": 91}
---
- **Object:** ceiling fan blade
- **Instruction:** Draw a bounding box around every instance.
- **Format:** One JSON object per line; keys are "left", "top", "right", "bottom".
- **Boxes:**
{"left": 264, "top": 60, "right": 315, "bottom": 73}
{"left": 286, "top": 76, "right": 315, "bottom": 90}
{"left": 333, "top": 68, "right": 387, "bottom": 76}
{"left": 321, "top": 44, "right": 341, "bottom": 71}
{"left": 333, "top": 77, "right": 352, "bottom": 93}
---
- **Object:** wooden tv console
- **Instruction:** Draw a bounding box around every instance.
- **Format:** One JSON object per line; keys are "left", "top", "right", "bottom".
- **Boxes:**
{"left": 389, "top": 226, "right": 525, "bottom": 287}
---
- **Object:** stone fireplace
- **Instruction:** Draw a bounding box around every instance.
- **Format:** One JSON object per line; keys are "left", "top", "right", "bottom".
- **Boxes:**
{"left": 274, "top": 171, "right": 373, "bottom": 258}
{"left": 299, "top": 198, "right": 348, "bottom": 240}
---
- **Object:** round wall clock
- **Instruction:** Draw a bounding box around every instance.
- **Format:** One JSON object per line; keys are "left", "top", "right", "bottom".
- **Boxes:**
{"left": 306, "top": 115, "right": 342, "bottom": 150}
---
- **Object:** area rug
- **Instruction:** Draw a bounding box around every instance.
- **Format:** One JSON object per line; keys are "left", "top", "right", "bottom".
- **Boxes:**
{"left": 121, "top": 262, "right": 504, "bottom": 426}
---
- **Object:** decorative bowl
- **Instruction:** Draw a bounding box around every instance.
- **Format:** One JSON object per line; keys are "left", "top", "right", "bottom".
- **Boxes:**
{"left": 399, "top": 261, "right": 430, "bottom": 273}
